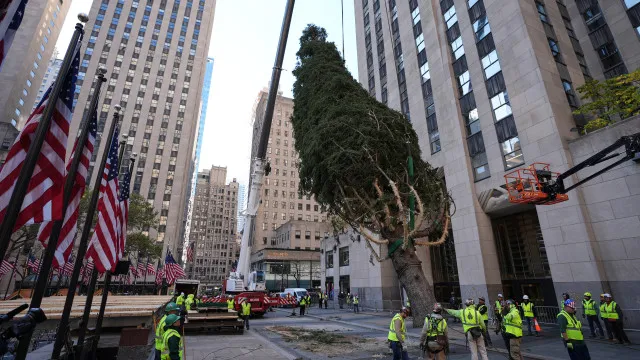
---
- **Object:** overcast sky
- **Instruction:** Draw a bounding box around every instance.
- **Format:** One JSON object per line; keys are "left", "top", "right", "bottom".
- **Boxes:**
{"left": 57, "top": 0, "right": 358, "bottom": 186}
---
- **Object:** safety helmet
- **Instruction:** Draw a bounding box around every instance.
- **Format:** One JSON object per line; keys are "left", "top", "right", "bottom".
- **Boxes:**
{"left": 465, "top": 299, "right": 474, "bottom": 306}
{"left": 478, "top": 297, "right": 485, "bottom": 302}
{"left": 584, "top": 292, "right": 592, "bottom": 297}
{"left": 497, "top": 293, "right": 503, "bottom": 298}
{"left": 506, "top": 299, "right": 515, "bottom": 305}
{"left": 165, "top": 302, "right": 179, "bottom": 312}
{"left": 604, "top": 293, "right": 612, "bottom": 298}
{"left": 181, "top": 292, "right": 185, "bottom": 296}
{"left": 433, "top": 303, "right": 443, "bottom": 313}
{"left": 165, "top": 314, "right": 180, "bottom": 327}
{"left": 564, "top": 299, "right": 576, "bottom": 309}
{"left": 523, "top": 295, "right": 529, "bottom": 300}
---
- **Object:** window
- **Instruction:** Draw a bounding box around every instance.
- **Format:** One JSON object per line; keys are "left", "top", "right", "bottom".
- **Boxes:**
{"left": 451, "top": 37, "right": 465, "bottom": 60}
{"left": 481, "top": 50, "right": 501, "bottom": 79}
{"left": 466, "top": 108, "right": 481, "bottom": 135}
{"left": 491, "top": 91, "right": 512, "bottom": 121}
{"left": 501, "top": 137, "right": 524, "bottom": 169}
{"left": 295, "top": 230, "right": 301, "bottom": 239}
{"left": 548, "top": 38, "right": 560, "bottom": 60}
{"left": 444, "top": 6, "right": 457, "bottom": 29}
{"left": 457, "top": 70, "right": 472, "bottom": 96}
{"left": 625, "top": 0, "right": 640, "bottom": 8}
{"left": 339, "top": 247, "right": 349, "bottom": 267}
{"left": 536, "top": 2, "right": 549, "bottom": 23}
{"left": 305, "top": 231, "right": 311, "bottom": 239}
{"left": 326, "top": 250, "right": 334, "bottom": 268}
{"left": 472, "top": 152, "right": 490, "bottom": 181}
{"left": 473, "top": 16, "right": 491, "bottom": 41}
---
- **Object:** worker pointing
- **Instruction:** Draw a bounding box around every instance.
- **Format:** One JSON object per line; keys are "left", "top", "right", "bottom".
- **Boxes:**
{"left": 446, "top": 299, "right": 488, "bottom": 360}
{"left": 155, "top": 302, "right": 179, "bottom": 360}
{"left": 161, "top": 314, "right": 184, "bottom": 360}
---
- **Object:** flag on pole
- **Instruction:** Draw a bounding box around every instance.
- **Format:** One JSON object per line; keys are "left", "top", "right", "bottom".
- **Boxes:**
{"left": 86, "top": 126, "right": 121, "bottom": 273}
{"left": 146, "top": 261, "right": 156, "bottom": 276}
{"left": 164, "top": 252, "right": 185, "bottom": 285}
{"left": 0, "top": 259, "right": 15, "bottom": 277}
{"left": 60, "top": 254, "right": 75, "bottom": 276}
{"left": 0, "top": 0, "right": 28, "bottom": 71}
{"left": 37, "top": 110, "right": 98, "bottom": 269}
{"left": 26, "top": 254, "right": 41, "bottom": 273}
{"left": 0, "top": 44, "right": 81, "bottom": 231}
{"left": 187, "top": 241, "right": 194, "bottom": 262}
{"left": 136, "top": 259, "right": 145, "bottom": 276}
{"left": 129, "top": 261, "right": 138, "bottom": 277}
{"left": 116, "top": 163, "right": 131, "bottom": 262}
{"left": 155, "top": 266, "right": 164, "bottom": 285}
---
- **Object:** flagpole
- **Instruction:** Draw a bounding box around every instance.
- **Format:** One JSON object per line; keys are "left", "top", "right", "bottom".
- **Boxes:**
{"left": 3, "top": 244, "right": 21, "bottom": 300}
{"left": 28, "top": 249, "right": 45, "bottom": 299}
{"left": 91, "top": 155, "right": 135, "bottom": 354}
{"left": 51, "top": 106, "right": 123, "bottom": 359}
{"left": 0, "top": 15, "right": 88, "bottom": 265}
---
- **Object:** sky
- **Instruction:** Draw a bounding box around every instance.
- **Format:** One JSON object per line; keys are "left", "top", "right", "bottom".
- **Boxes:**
{"left": 56, "top": 0, "right": 359, "bottom": 186}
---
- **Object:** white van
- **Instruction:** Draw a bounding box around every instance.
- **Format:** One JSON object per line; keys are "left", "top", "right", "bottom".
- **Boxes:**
{"left": 283, "top": 288, "right": 309, "bottom": 303}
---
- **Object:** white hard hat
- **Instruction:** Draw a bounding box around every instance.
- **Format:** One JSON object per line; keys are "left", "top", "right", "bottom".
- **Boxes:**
{"left": 498, "top": 293, "right": 503, "bottom": 298}
{"left": 523, "top": 295, "right": 529, "bottom": 300}
{"left": 465, "top": 299, "right": 474, "bottom": 306}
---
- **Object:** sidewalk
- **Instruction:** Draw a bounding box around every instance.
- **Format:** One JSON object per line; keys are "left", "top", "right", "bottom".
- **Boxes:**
{"left": 300, "top": 305, "right": 640, "bottom": 360}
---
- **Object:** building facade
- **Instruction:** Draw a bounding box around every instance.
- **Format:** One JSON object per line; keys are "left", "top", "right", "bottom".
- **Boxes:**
{"left": 237, "top": 183, "right": 246, "bottom": 231}
{"left": 70, "top": 0, "right": 216, "bottom": 256}
{"left": 186, "top": 166, "right": 238, "bottom": 289}
{"left": 351, "top": 0, "right": 640, "bottom": 311}
{"left": 33, "top": 57, "right": 62, "bottom": 110}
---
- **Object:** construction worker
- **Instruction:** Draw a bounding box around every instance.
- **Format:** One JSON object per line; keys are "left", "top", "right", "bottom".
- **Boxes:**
{"left": 353, "top": 295, "right": 360, "bottom": 313}
{"left": 604, "top": 293, "right": 631, "bottom": 344}
{"left": 599, "top": 293, "right": 614, "bottom": 341}
{"left": 175, "top": 292, "right": 185, "bottom": 308}
{"left": 184, "top": 294, "right": 194, "bottom": 311}
{"left": 477, "top": 297, "right": 492, "bottom": 346}
{"left": 388, "top": 307, "right": 410, "bottom": 360}
{"left": 557, "top": 299, "right": 591, "bottom": 359}
{"left": 520, "top": 295, "right": 538, "bottom": 336}
{"left": 299, "top": 294, "right": 306, "bottom": 316}
{"left": 155, "top": 302, "right": 179, "bottom": 360}
{"left": 503, "top": 300, "right": 523, "bottom": 360}
{"left": 306, "top": 294, "right": 312, "bottom": 314}
{"left": 446, "top": 299, "right": 488, "bottom": 360}
{"left": 582, "top": 292, "right": 604, "bottom": 339}
{"left": 318, "top": 292, "right": 324, "bottom": 308}
{"left": 494, "top": 294, "right": 504, "bottom": 334}
{"left": 161, "top": 314, "right": 183, "bottom": 360}
{"left": 324, "top": 291, "right": 329, "bottom": 309}
{"left": 240, "top": 298, "right": 251, "bottom": 330}
{"left": 226, "top": 295, "right": 235, "bottom": 311}
{"left": 420, "top": 303, "right": 448, "bottom": 360}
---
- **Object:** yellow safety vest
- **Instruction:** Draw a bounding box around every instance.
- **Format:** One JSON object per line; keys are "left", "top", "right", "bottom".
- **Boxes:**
{"left": 176, "top": 295, "right": 184, "bottom": 306}
{"left": 504, "top": 308, "right": 523, "bottom": 337}
{"left": 461, "top": 306, "right": 481, "bottom": 333}
{"left": 600, "top": 302, "right": 608, "bottom": 318}
{"left": 582, "top": 299, "right": 596, "bottom": 316}
{"left": 557, "top": 311, "right": 584, "bottom": 341}
{"left": 347, "top": 295, "right": 351, "bottom": 304}
{"left": 161, "top": 328, "right": 184, "bottom": 360}
{"left": 521, "top": 302, "right": 534, "bottom": 318}
{"left": 605, "top": 302, "right": 619, "bottom": 320}
{"left": 353, "top": 297, "right": 359, "bottom": 305}
{"left": 241, "top": 302, "right": 251, "bottom": 316}
{"left": 478, "top": 304, "right": 489, "bottom": 321}
{"left": 227, "top": 299, "right": 234, "bottom": 309}
{"left": 299, "top": 297, "right": 306, "bottom": 306}
{"left": 425, "top": 316, "right": 447, "bottom": 337}
{"left": 495, "top": 300, "right": 502, "bottom": 314}
{"left": 155, "top": 314, "right": 167, "bottom": 350}
{"left": 185, "top": 298, "right": 193, "bottom": 311}
{"left": 388, "top": 313, "right": 406, "bottom": 342}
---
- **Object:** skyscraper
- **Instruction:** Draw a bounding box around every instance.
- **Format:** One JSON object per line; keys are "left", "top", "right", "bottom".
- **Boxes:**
{"left": 236, "top": 183, "right": 246, "bottom": 231}
{"left": 349, "top": 0, "right": 640, "bottom": 308}
{"left": 33, "top": 57, "right": 62, "bottom": 109}
{"left": 186, "top": 166, "right": 238, "bottom": 288}
{"left": 0, "top": 0, "right": 71, "bottom": 160}
{"left": 70, "top": 0, "right": 217, "bottom": 256}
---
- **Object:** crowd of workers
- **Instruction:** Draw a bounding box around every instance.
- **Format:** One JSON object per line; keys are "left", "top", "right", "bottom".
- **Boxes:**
{"left": 387, "top": 291, "right": 631, "bottom": 360}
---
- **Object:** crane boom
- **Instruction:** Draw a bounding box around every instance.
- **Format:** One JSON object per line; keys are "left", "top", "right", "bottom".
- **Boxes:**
{"left": 227, "top": 0, "right": 295, "bottom": 293}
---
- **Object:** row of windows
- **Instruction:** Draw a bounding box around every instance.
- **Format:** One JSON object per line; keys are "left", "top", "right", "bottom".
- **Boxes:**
{"left": 325, "top": 247, "right": 349, "bottom": 268}
{"left": 389, "top": 0, "right": 410, "bottom": 119}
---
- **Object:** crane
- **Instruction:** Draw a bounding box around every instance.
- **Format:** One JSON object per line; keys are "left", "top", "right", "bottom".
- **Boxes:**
{"left": 226, "top": 0, "right": 295, "bottom": 293}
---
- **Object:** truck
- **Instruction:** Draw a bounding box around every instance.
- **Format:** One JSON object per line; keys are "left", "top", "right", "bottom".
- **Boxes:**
{"left": 172, "top": 279, "right": 201, "bottom": 297}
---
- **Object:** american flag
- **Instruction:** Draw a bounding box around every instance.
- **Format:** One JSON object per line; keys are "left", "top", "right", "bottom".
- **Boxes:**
{"left": 146, "top": 261, "right": 156, "bottom": 275}
{"left": 164, "top": 252, "right": 185, "bottom": 285}
{"left": 155, "top": 266, "right": 164, "bottom": 285}
{"left": 136, "top": 259, "right": 146, "bottom": 276}
{"left": 80, "top": 260, "right": 94, "bottom": 284}
{"left": 0, "top": 259, "right": 15, "bottom": 277}
{"left": 0, "top": 0, "right": 28, "bottom": 71}
{"left": 187, "top": 241, "right": 194, "bottom": 262}
{"left": 129, "top": 261, "right": 138, "bottom": 277}
{"left": 86, "top": 125, "right": 120, "bottom": 273}
{"left": 26, "top": 254, "right": 40, "bottom": 273}
{"left": 37, "top": 110, "right": 98, "bottom": 269}
{"left": 116, "top": 163, "right": 131, "bottom": 262}
{"left": 0, "top": 45, "right": 81, "bottom": 230}
{"left": 60, "top": 254, "right": 75, "bottom": 276}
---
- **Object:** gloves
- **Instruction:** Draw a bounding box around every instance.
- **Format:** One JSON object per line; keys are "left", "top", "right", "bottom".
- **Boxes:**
{"left": 567, "top": 342, "right": 574, "bottom": 350}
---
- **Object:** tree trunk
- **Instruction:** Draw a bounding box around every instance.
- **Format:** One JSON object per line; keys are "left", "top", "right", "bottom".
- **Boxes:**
{"left": 389, "top": 245, "right": 435, "bottom": 328}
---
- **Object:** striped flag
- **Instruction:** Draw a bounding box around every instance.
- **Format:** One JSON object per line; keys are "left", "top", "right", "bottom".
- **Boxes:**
{"left": 164, "top": 252, "right": 185, "bottom": 285}
{"left": 116, "top": 162, "right": 131, "bottom": 262}
{"left": 0, "top": 0, "right": 28, "bottom": 71}
{"left": 187, "top": 241, "right": 194, "bottom": 262}
{"left": 136, "top": 259, "right": 146, "bottom": 276}
{"left": 146, "top": 261, "right": 156, "bottom": 275}
{"left": 0, "top": 44, "right": 81, "bottom": 230}
{"left": 85, "top": 125, "right": 120, "bottom": 273}
{"left": 60, "top": 254, "right": 75, "bottom": 276}
{"left": 26, "top": 254, "right": 40, "bottom": 273}
{"left": 37, "top": 110, "right": 98, "bottom": 269}
{"left": 0, "top": 259, "right": 15, "bottom": 277}
{"left": 129, "top": 261, "right": 138, "bottom": 277}
{"left": 155, "top": 266, "right": 164, "bottom": 285}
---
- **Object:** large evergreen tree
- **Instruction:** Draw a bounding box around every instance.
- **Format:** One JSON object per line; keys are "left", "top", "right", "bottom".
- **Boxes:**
{"left": 291, "top": 25, "right": 451, "bottom": 326}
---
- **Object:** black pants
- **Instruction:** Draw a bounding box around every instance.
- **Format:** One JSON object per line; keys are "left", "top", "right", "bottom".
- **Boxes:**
{"left": 567, "top": 342, "right": 591, "bottom": 360}
{"left": 611, "top": 320, "right": 630, "bottom": 343}
{"left": 242, "top": 315, "right": 250, "bottom": 330}
{"left": 483, "top": 320, "right": 492, "bottom": 346}
{"left": 324, "top": 300, "right": 328, "bottom": 309}
{"left": 502, "top": 332, "right": 510, "bottom": 353}
{"left": 300, "top": 304, "right": 306, "bottom": 316}
{"left": 586, "top": 315, "right": 604, "bottom": 337}
{"left": 602, "top": 318, "right": 614, "bottom": 339}
{"left": 354, "top": 304, "right": 359, "bottom": 313}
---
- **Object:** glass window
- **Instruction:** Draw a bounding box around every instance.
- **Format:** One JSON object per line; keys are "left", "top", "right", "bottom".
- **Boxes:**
{"left": 444, "top": 6, "right": 457, "bottom": 29}
{"left": 466, "top": 108, "right": 481, "bottom": 135}
{"left": 625, "top": 0, "right": 640, "bottom": 9}
{"left": 451, "top": 37, "right": 465, "bottom": 60}
{"left": 536, "top": 2, "right": 549, "bottom": 23}
{"left": 482, "top": 50, "right": 501, "bottom": 79}
{"left": 325, "top": 251, "right": 334, "bottom": 268}
{"left": 468, "top": 0, "right": 479, "bottom": 7}
{"left": 491, "top": 92, "right": 512, "bottom": 121}
{"left": 501, "top": 137, "right": 524, "bottom": 169}
{"left": 339, "top": 247, "right": 349, "bottom": 267}
{"left": 548, "top": 38, "right": 560, "bottom": 58}
{"left": 26, "top": 79, "right": 32, "bottom": 87}
{"left": 458, "top": 70, "right": 472, "bottom": 96}
{"left": 14, "top": 108, "right": 20, "bottom": 116}
{"left": 18, "top": 98, "right": 24, "bottom": 106}
{"left": 472, "top": 152, "right": 490, "bottom": 181}
{"left": 473, "top": 16, "right": 491, "bottom": 41}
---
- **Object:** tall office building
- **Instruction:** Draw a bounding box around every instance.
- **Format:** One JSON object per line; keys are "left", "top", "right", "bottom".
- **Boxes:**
{"left": 180, "top": 56, "right": 214, "bottom": 261}
{"left": 236, "top": 183, "right": 246, "bottom": 231}
{"left": 0, "top": 0, "right": 71, "bottom": 162}
{"left": 71, "top": 0, "right": 216, "bottom": 255}
{"left": 348, "top": 0, "right": 640, "bottom": 309}
{"left": 186, "top": 166, "right": 238, "bottom": 289}
{"left": 33, "top": 57, "right": 63, "bottom": 109}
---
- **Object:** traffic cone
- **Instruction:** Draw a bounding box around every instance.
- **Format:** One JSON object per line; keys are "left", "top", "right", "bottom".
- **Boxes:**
{"left": 534, "top": 318, "right": 542, "bottom": 332}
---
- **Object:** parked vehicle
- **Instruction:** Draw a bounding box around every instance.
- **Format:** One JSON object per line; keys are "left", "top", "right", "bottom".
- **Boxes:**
{"left": 283, "top": 288, "right": 308, "bottom": 303}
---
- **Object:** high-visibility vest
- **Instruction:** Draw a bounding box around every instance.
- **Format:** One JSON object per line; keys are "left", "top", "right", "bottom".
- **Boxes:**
{"left": 185, "top": 297, "right": 194, "bottom": 311}
{"left": 478, "top": 304, "right": 489, "bottom": 321}
{"left": 155, "top": 315, "right": 167, "bottom": 350}
{"left": 521, "top": 302, "right": 534, "bottom": 318}
{"left": 161, "top": 328, "right": 184, "bottom": 360}
{"left": 582, "top": 299, "right": 597, "bottom": 316}
{"left": 176, "top": 295, "right": 184, "bottom": 306}
{"left": 557, "top": 311, "right": 584, "bottom": 341}
{"left": 461, "top": 306, "right": 481, "bottom": 333}
{"left": 300, "top": 297, "right": 306, "bottom": 306}
{"left": 241, "top": 302, "right": 251, "bottom": 316}
{"left": 347, "top": 294, "right": 351, "bottom": 304}
{"left": 425, "top": 316, "right": 447, "bottom": 337}
{"left": 605, "top": 302, "right": 619, "bottom": 320}
{"left": 353, "top": 297, "right": 359, "bottom": 305}
{"left": 495, "top": 300, "right": 502, "bottom": 314}
{"left": 227, "top": 299, "right": 234, "bottom": 309}
{"left": 388, "top": 313, "right": 406, "bottom": 342}
{"left": 504, "top": 308, "right": 523, "bottom": 337}
{"left": 600, "top": 302, "right": 608, "bottom": 318}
